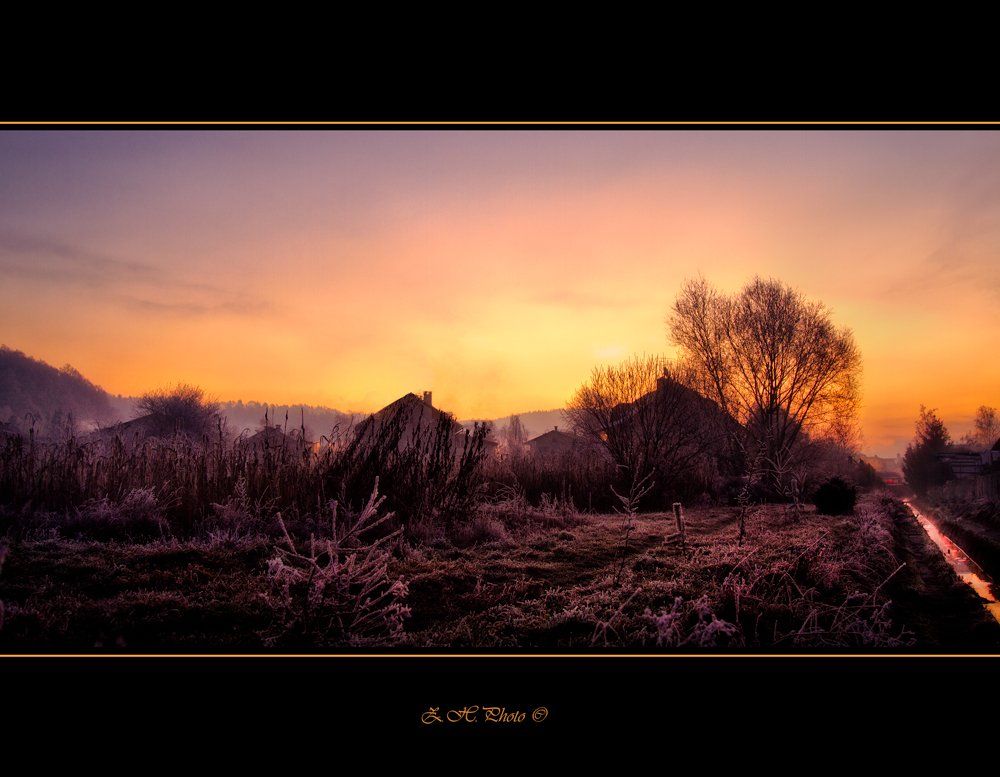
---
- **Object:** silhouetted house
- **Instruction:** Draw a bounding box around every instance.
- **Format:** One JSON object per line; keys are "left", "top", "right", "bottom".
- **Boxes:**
{"left": 931, "top": 441, "right": 1000, "bottom": 478}
{"left": 526, "top": 426, "right": 591, "bottom": 458}
{"left": 86, "top": 414, "right": 162, "bottom": 443}
{"left": 935, "top": 450, "right": 986, "bottom": 479}
{"left": 356, "top": 391, "right": 497, "bottom": 455}
{"left": 358, "top": 392, "right": 461, "bottom": 438}
{"left": 603, "top": 369, "right": 734, "bottom": 441}
{"left": 86, "top": 412, "right": 222, "bottom": 445}
{"left": 239, "top": 424, "right": 312, "bottom": 454}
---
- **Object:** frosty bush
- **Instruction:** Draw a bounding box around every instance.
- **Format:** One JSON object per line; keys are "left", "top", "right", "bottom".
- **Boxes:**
{"left": 206, "top": 478, "right": 270, "bottom": 538}
{"left": 265, "top": 478, "right": 411, "bottom": 645}
{"left": 645, "top": 595, "right": 742, "bottom": 648}
{"left": 62, "top": 487, "right": 164, "bottom": 541}
{"left": 453, "top": 513, "right": 509, "bottom": 547}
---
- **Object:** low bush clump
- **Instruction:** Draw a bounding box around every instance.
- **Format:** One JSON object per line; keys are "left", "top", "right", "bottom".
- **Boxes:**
{"left": 812, "top": 477, "right": 857, "bottom": 515}
{"left": 61, "top": 487, "right": 165, "bottom": 541}
{"left": 452, "top": 514, "right": 510, "bottom": 548}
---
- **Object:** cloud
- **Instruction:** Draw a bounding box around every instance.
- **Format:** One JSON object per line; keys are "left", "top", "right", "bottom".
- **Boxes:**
{"left": 124, "top": 295, "right": 272, "bottom": 317}
{"left": 887, "top": 166, "right": 1000, "bottom": 302}
{"left": 0, "top": 230, "right": 273, "bottom": 317}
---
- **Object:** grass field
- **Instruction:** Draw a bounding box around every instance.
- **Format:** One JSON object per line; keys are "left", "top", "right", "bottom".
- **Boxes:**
{"left": 2, "top": 493, "right": 995, "bottom": 651}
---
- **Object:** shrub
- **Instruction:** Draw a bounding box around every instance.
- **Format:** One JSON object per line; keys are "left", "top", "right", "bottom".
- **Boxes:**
{"left": 61, "top": 487, "right": 165, "bottom": 540}
{"left": 205, "top": 478, "right": 269, "bottom": 538}
{"left": 477, "top": 485, "right": 583, "bottom": 533}
{"left": 812, "top": 476, "right": 857, "bottom": 516}
{"left": 453, "top": 514, "right": 510, "bottom": 547}
{"left": 136, "top": 383, "right": 221, "bottom": 438}
{"left": 645, "top": 596, "right": 742, "bottom": 648}
{"left": 0, "top": 406, "right": 491, "bottom": 544}
{"left": 481, "top": 449, "right": 617, "bottom": 513}
{"left": 264, "top": 478, "right": 410, "bottom": 645}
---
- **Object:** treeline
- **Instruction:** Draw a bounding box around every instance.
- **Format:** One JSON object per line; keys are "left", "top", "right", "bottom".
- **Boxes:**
{"left": 903, "top": 405, "right": 999, "bottom": 496}
{"left": 218, "top": 400, "right": 351, "bottom": 441}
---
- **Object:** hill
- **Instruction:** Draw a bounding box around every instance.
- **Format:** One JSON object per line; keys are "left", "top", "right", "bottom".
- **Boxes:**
{"left": 0, "top": 346, "right": 117, "bottom": 436}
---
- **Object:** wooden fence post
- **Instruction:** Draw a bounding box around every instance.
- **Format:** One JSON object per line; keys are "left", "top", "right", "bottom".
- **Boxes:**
{"left": 672, "top": 502, "right": 686, "bottom": 550}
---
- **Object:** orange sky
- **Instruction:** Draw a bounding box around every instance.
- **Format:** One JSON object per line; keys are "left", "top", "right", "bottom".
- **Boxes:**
{"left": 1, "top": 131, "right": 997, "bottom": 455}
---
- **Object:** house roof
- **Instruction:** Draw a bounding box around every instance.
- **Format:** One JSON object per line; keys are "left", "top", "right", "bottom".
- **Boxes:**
{"left": 241, "top": 424, "right": 311, "bottom": 449}
{"left": 526, "top": 427, "right": 599, "bottom": 457}
{"left": 376, "top": 393, "right": 462, "bottom": 430}
{"left": 86, "top": 414, "right": 161, "bottom": 441}
{"left": 356, "top": 393, "right": 464, "bottom": 441}
{"left": 526, "top": 428, "right": 578, "bottom": 447}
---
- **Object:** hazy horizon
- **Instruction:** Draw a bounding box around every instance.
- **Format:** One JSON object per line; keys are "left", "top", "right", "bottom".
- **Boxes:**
{"left": 2, "top": 130, "right": 998, "bottom": 456}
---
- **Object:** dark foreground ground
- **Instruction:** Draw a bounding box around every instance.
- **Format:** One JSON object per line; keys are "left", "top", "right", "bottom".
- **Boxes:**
{"left": 1, "top": 494, "right": 997, "bottom": 651}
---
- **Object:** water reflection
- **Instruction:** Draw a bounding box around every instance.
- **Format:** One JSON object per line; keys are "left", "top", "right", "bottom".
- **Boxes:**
{"left": 903, "top": 499, "right": 1000, "bottom": 625}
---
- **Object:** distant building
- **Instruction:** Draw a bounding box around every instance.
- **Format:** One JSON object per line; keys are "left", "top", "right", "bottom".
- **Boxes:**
{"left": 356, "top": 391, "right": 498, "bottom": 454}
{"left": 239, "top": 424, "right": 312, "bottom": 454}
{"left": 858, "top": 453, "right": 905, "bottom": 485}
{"left": 859, "top": 453, "right": 904, "bottom": 473}
{"left": 526, "top": 426, "right": 587, "bottom": 458}
{"left": 85, "top": 414, "right": 163, "bottom": 443}
{"left": 935, "top": 450, "right": 991, "bottom": 479}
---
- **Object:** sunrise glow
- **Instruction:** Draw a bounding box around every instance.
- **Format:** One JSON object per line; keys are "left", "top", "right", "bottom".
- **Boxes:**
{"left": 2, "top": 130, "right": 998, "bottom": 454}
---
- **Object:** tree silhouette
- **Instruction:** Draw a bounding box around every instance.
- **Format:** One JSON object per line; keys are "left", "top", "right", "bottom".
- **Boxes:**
{"left": 902, "top": 406, "right": 953, "bottom": 495}
{"left": 668, "top": 276, "right": 861, "bottom": 503}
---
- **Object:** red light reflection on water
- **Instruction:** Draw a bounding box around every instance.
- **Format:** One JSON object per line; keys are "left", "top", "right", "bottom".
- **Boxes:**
{"left": 904, "top": 499, "right": 1000, "bottom": 625}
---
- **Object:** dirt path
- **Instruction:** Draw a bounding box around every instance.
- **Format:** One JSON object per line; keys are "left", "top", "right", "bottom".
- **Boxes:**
{"left": 885, "top": 499, "right": 1000, "bottom": 648}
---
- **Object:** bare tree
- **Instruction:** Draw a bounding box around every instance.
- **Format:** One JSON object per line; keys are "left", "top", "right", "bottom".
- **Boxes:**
{"left": 500, "top": 414, "right": 528, "bottom": 457}
{"left": 963, "top": 405, "right": 999, "bottom": 450}
{"left": 668, "top": 276, "right": 861, "bottom": 513}
{"left": 565, "top": 354, "right": 719, "bottom": 500}
{"left": 136, "top": 383, "right": 222, "bottom": 438}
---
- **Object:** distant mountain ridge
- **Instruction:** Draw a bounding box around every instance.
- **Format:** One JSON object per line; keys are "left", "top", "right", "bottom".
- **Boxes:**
{"left": 0, "top": 345, "right": 566, "bottom": 441}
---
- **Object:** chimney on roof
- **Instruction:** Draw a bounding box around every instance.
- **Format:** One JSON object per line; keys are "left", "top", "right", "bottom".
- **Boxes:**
{"left": 554, "top": 425, "right": 558, "bottom": 432}
{"left": 422, "top": 391, "right": 432, "bottom": 407}
{"left": 656, "top": 367, "right": 670, "bottom": 392}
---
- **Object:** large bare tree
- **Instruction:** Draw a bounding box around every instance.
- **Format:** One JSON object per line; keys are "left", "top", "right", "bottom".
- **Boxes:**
{"left": 565, "top": 354, "right": 719, "bottom": 501}
{"left": 668, "top": 276, "right": 861, "bottom": 508}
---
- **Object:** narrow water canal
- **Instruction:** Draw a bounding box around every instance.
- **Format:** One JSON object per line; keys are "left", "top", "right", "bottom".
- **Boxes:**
{"left": 903, "top": 499, "right": 1000, "bottom": 625}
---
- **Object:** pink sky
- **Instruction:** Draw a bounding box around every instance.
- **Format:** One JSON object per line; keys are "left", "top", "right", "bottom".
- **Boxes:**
{"left": 1, "top": 130, "right": 998, "bottom": 455}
